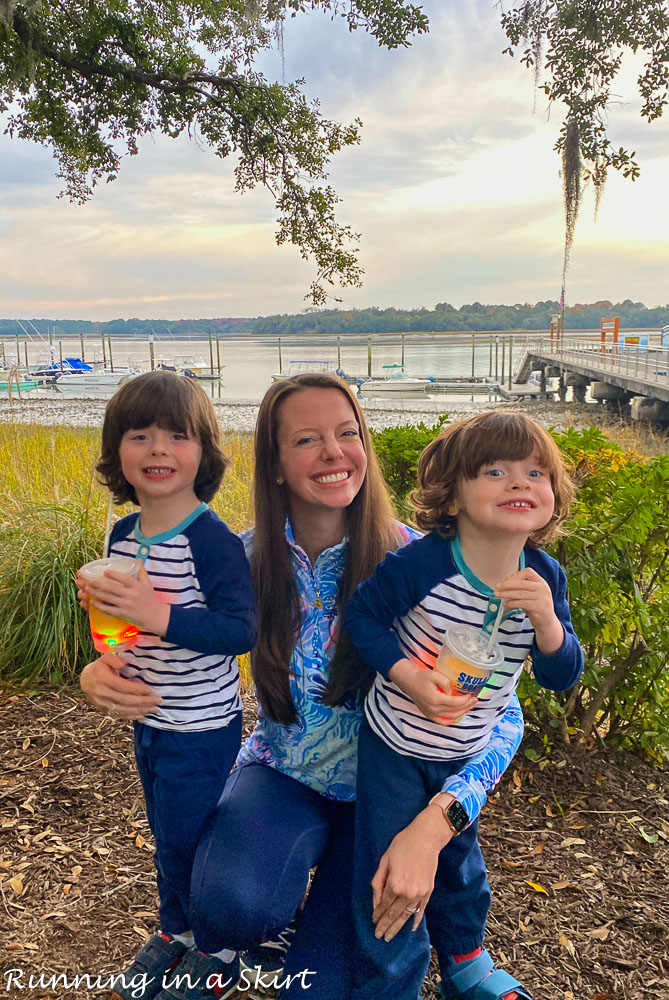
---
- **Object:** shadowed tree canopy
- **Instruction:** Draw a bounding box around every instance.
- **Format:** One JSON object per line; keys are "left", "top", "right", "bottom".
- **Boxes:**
{"left": 501, "top": 1, "right": 669, "bottom": 291}
{"left": 0, "top": 1, "right": 428, "bottom": 303}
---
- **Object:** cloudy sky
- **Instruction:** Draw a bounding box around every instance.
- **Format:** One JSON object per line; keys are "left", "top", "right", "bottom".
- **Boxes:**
{"left": 1, "top": 1, "right": 668, "bottom": 321}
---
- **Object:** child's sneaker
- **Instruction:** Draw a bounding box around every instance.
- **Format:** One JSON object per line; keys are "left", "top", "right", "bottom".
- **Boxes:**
{"left": 154, "top": 949, "right": 240, "bottom": 999}
{"left": 111, "top": 932, "right": 188, "bottom": 1000}
{"left": 239, "top": 919, "right": 297, "bottom": 979}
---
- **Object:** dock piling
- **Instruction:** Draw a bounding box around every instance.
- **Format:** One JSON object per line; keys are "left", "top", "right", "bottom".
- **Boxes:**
{"left": 368, "top": 338, "right": 372, "bottom": 377}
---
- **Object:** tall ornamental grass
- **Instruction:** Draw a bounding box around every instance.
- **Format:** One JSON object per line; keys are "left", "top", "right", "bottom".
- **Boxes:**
{"left": 0, "top": 423, "right": 254, "bottom": 687}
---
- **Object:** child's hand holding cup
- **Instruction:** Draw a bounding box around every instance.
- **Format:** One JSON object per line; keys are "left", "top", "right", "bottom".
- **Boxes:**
{"left": 78, "top": 556, "right": 141, "bottom": 653}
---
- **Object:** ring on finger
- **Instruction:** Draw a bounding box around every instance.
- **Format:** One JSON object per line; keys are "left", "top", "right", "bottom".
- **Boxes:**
{"left": 107, "top": 703, "right": 121, "bottom": 719}
{"left": 404, "top": 904, "right": 421, "bottom": 915}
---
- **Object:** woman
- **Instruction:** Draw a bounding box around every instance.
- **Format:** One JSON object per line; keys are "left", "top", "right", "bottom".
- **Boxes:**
{"left": 80, "top": 374, "right": 524, "bottom": 1000}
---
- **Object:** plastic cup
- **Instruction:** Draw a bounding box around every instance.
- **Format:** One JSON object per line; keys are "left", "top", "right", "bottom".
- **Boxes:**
{"left": 79, "top": 556, "right": 140, "bottom": 654}
{"left": 435, "top": 624, "right": 505, "bottom": 698}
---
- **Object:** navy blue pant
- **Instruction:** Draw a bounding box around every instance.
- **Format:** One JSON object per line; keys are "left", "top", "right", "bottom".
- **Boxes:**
{"left": 352, "top": 719, "right": 491, "bottom": 1000}
{"left": 134, "top": 716, "right": 242, "bottom": 933}
{"left": 191, "top": 762, "right": 356, "bottom": 999}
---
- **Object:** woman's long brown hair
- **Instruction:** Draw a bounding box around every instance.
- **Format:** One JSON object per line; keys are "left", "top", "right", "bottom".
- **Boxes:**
{"left": 251, "top": 373, "right": 402, "bottom": 723}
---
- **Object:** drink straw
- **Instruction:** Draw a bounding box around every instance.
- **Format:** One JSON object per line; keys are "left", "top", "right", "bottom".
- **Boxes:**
{"left": 102, "top": 493, "right": 114, "bottom": 558}
{"left": 484, "top": 601, "right": 505, "bottom": 656}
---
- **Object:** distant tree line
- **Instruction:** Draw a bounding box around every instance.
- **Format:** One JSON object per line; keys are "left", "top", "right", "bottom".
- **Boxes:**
{"left": 2, "top": 300, "right": 667, "bottom": 340}
{"left": 251, "top": 300, "right": 669, "bottom": 335}
{"left": 0, "top": 317, "right": 254, "bottom": 338}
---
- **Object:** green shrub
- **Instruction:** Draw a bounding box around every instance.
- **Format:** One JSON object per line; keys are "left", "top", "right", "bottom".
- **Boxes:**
{"left": 523, "top": 427, "right": 669, "bottom": 758}
{"left": 372, "top": 418, "right": 669, "bottom": 756}
{"left": 371, "top": 415, "right": 450, "bottom": 520}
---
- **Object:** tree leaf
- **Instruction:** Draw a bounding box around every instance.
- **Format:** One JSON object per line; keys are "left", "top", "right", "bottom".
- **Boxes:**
{"left": 524, "top": 880, "right": 548, "bottom": 895}
{"left": 589, "top": 926, "right": 611, "bottom": 940}
{"left": 558, "top": 933, "right": 576, "bottom": 957}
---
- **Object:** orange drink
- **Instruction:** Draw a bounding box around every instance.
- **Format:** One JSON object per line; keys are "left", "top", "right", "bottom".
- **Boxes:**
{"left": 79, "top": 557, "right": 140, "bottom": 653}
{"left": 435, "top": 625, "right": 504, "bottom": 698}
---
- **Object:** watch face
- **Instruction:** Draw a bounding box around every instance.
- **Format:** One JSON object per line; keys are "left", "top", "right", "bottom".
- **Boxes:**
{"left": 447, "top": 800, "right": 469, "bottom": 832}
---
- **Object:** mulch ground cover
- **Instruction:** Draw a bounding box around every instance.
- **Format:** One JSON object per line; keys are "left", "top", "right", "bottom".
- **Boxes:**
{"left": 1, "top": 688, "right": 667, "bottom": 1000}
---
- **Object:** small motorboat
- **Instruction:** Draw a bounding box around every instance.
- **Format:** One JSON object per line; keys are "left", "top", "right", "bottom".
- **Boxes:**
{"left": 356, "top": 365, "right": 432, "bottom": 397}
{"left": 51, "top": 368, "right": 136, "bottom": 387}
{"left": 30, "top": 357, "right": 94, "bottom": 382}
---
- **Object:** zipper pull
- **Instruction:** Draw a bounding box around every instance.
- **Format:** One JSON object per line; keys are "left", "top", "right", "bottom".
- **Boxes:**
{"left": 313, "top": 586, "right": 323, "bottom": 610}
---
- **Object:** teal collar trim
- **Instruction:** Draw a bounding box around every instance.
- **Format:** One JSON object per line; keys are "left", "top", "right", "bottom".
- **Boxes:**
{"left": 451, "top": 535, "right": 493, "bottom": 596}
{"left": 451, "top": 534, "right": 526, "bottom": 597}
{"left": 134, "top": 501, "right": 208, "bottom": 547}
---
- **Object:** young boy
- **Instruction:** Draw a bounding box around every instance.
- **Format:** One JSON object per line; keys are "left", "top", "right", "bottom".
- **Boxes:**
{"left": 78, "top": 372, "right": 256, "bottom": 1000}
{"left": 345, "top": 411, "right": 583, "bottom": 1000}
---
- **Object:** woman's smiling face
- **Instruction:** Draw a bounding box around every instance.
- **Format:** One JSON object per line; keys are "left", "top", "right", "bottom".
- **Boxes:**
{"left": 276, "top": 387, "right": 368, "bottom": 518}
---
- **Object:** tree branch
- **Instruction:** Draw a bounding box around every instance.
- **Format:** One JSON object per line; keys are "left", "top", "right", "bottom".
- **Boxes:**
{"left": 11, "top": 9, "right": 246, "bottom": 98}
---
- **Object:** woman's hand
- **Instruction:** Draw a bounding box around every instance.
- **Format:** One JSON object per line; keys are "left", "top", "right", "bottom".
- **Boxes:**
{"left": 371, "top": 799, "right": 455, "bottom": 941}
{"left": 389, "top": 659, "right": 478, "bottom": 723}
{"left": 80, "top": 653, "right": 162, "bottom": 720}
{"left": 495, "top": 568, "right": 564, "bottom": 655}
{"left": 85, "top": 563, "right": 170, "bottom": 637}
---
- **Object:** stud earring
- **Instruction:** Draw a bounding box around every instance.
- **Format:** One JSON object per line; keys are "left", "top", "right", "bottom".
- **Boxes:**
{"left": 276, "top": 477, "right": 284, "bottom": 485}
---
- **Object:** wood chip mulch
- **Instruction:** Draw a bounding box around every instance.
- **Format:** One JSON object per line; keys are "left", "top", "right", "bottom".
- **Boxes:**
{"left": 0, "top": 689, "right": 667, "bottom": 1000}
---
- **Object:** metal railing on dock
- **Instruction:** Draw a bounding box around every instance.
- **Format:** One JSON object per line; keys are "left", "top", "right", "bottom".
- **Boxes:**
{"left": 520, "top": 338, "right": 668, "bottom": 385}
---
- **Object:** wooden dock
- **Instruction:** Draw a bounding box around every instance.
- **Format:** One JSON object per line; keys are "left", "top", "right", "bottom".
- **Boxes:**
{"left": 513, "top": 339, "right": 669, "bottom": 403}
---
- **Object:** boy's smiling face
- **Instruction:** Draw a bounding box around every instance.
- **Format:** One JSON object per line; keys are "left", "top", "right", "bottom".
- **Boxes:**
{"left": 119, "top": 423, "right": 202, "bottom": 507}
{"left": 449, "top": 449, "right": 555, "bottom": 538}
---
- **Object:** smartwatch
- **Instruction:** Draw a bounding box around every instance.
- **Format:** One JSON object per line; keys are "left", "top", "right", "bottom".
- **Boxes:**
{"left": 429, "top": 793, "right": 469, "bottom": 835}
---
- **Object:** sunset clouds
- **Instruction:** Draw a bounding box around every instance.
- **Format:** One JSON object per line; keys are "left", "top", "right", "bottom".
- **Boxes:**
{"left": 1, "top": 2, "right": 668, "bottom": 320}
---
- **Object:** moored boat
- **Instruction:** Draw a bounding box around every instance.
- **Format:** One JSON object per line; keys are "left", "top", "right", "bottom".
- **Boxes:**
{"left": 271, "top": 359, "right": 355, "bottom": 383}
{"left": 0, "top": 378, "right": 40, "bottom": 392}
{"left": 356, "top": 364, "right": 432, "bottom": 397}
{"left": 52, "top": 369, "right": 133, "bottom": 387}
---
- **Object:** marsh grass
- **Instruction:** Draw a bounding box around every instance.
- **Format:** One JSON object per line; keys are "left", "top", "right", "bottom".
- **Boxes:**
{"left": 0, "top": 423, "right": 255, "bottom": 687}
{"left": 596, "top": 416, "right": 668, "bottom": 457}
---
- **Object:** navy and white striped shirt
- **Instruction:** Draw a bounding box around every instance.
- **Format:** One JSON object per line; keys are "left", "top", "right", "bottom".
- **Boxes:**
{"left": 344, "top": 532, "right": 583, "bottom": 761}
{"left": 109, "top": 503, "right": 257, "bottom": 732}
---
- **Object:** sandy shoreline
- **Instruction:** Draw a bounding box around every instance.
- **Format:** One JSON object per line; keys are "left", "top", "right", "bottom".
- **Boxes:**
{"left": 0, "top": 392, "right": 603, "bottom": 433}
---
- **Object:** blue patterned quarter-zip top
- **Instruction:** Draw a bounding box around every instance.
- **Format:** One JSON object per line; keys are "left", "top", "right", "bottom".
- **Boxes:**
{"left": 236, "top": 522, "right": 526, "bottom": 824}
